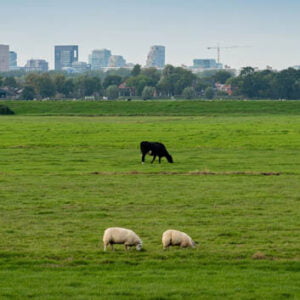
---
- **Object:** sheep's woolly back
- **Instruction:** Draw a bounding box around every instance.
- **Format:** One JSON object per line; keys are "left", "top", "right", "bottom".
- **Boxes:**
{"left": 162, "top": 229, "right": 195, "bottom": 248}
{"left": 103, "top": 227, "right": 142, "bottom": 246}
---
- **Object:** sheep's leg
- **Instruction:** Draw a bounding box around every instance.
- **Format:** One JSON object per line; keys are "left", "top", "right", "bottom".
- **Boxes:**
{"left": 159, "top": 156, "right": 161, "bottom": 163}
{"left": 124, "top": 244, "right": 129, "bottom": 251}
{"left": 151, "top": 155, "right": 156, "bottom": 163}
{"left": 110, "top": 243, "right": 114, "bottom": 251}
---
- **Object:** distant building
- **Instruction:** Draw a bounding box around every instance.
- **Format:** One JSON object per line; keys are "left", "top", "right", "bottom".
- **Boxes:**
{"left": 70, "top": 61, "right": 91, "bottom": 73}
{"left": 55, "top": 45, "right": 78, "bottom": 70}
{"left": 193, "top": 59, "right": 222, "bottom": 69}
{"left": 108, "top": 55, "right": 126, "bottom": 68}
{"left": 9, "top": 51, "right": 17, "bottom": 70}
{"left": 88, "top": 49, "right": 111, "bottom": 69}
{"left": 215, "top": 83, "right": 232, "bottom": 95}
{"left": 0, "top": 44, "right": 9, "bottom": 72}
{"left": 146, "top": 45, "right": 165, "bottom": 68}
{"left": 25, "top": 59, "right": 49, "bottom": 72}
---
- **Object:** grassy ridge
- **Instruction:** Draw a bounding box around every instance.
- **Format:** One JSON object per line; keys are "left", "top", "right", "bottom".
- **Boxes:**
{"left": 0, "top": 110, "right": 299, "bottom": 298}
{"left": 1, "top": 99, "right": 300, "bottom": 116}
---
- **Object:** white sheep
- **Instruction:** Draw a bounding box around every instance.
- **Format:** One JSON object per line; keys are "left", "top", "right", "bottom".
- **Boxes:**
{"left": 103, "top": 227, "right": 143, "bottom": 251}
{"left": 162, "top": 229, "right": 196, "bottom": 249}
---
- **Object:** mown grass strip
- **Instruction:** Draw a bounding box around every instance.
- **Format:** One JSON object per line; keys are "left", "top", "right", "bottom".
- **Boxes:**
{"left": 1, "top": 99, "right": 300, "bottom": 116}
{"left": 89, "top": 171, "right": 282, "bottom": 176}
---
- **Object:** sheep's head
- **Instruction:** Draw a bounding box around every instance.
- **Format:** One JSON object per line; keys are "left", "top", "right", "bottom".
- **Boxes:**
{"left": 136, "top": 242, "right": 143, "bottom": 251}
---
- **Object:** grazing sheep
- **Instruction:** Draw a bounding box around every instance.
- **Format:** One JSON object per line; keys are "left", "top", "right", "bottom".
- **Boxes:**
{"left": 162, "top": 229, "right": 196, "bottom": 249}
{"left": 103, "top": 227, "right": 143, "bottom": 251}
{"left": 140, "top": 141, "right": 173, "bottom": 164}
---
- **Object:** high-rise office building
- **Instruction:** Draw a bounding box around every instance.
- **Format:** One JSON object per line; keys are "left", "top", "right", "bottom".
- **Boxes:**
{"left": 193, "top": 59, "right": 222, "bottom": 69}
{"left": 88, "top": 49, "right": 111, "bottom": 70}
{"left": 0, "top": 44, "right": 9, "bottom": 72}
{"left": 71, "top": 61, "right": 91, "bottom": 73}
{"left": 108, "top": 55, "right": 126, "bottom": 68}
{"left": 55, "top": 45, "right": 78, "bottom": 70}
{"left": 9, "top": 51, "right": 17, "bottom": 69}
{"left": 25, "top": 59, "right": 49, "bottom": 72}
{"left": 146, "top": 45, "right": 165, "bottom": 68}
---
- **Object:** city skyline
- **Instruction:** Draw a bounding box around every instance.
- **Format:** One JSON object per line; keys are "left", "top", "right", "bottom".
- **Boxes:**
{"left": 1, "top": 0, "right": 299, "bottom": 70}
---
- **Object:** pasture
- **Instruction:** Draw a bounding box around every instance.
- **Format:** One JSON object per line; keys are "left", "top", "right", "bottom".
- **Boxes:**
{"left": 0, "top": 100, "right": 299, "bottom": 299}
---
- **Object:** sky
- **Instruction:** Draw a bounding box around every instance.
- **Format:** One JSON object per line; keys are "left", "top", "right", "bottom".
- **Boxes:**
{"left": 1, "top": 0, "right": 299, "bottom": 70}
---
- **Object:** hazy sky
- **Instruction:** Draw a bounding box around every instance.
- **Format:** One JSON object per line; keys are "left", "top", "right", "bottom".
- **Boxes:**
{"left": 1, "top": 0, "right": 299, "bottom": 70}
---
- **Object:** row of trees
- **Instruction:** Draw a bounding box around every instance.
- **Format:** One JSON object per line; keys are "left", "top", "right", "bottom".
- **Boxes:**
{"left": 1, "top": 65, "right": 300, "bottom": 100}
{"left": 0, "top": 65, "right": 234, "bottom": 100}
{"left": 229, "top": 67, "right": 300, "bottom": 99}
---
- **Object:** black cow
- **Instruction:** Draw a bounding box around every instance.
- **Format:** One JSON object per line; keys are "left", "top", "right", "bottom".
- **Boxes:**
{"left": 140, "top": 141, "right": 173, "bottom": 163}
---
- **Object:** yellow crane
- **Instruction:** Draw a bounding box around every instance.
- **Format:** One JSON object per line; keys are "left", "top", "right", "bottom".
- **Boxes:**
{"left": 207, "top": 45, "right": 241, "bottom": 64}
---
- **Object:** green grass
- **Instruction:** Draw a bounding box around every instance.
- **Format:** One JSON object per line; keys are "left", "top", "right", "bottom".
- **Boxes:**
{"left": 0, "top": 101, "right": 299, "bottom": 299}
{"left": 1, "top": 99, "right": 300, "bottom": 116}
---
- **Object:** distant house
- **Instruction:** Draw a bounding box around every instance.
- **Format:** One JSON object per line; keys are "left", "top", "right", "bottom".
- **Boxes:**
{"left": 0, "top": 88, "right": 15, "bottom": 98}
{"left": 118, "top": 82, "right": 135, "bottom": 97}
{"left": 0, "top": 87, "right": 23, "bottom": 99}
{"left": 0, "top": 89, "right": 7, "bottom": 98}
{"left": 215, "top": 83, "right": 232, "bottom": 95}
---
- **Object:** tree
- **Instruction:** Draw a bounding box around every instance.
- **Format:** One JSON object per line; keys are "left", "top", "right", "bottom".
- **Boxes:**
{"left": 158, "top": 66, "right": 196, "bottom": 96}
{"left": 142, "top": 86, "right": 155, "bottom": 100}
{"left": 230, "top": 70, "right": 274, "bottom": 98}
{"left": 103, "top": 75, "right": 122, "bottom": 89}
{"left": 213, "top": 70, "right": 233, "bottom": 84}
{"left": 240, "top": 66, "right": 255, "bottom": 77}
{"left": 62, "top": 79, "right": 75, "bottom": 98}
{"left": 21, "top": 86, "right": 36, "bottom": 100}
{"left": 182, "top": 87, "right": 196, "bottom": 99}
{"left": 105, "top": 68, "right": 131, "bottom": 79}
{"left": 126, "top": 75, "right": 153, "bottom": 96}
{"left": 204, "top": 87, "right": 214, "bottom": 99}
{"left": 36, "top": 74, "right": 56, "bottom": 98}
{"left": 54, "top": 74, "right": 66, "bottom": 94}
{"left": 24, "top": 73, "right": 55, "bottom": 98}
{"left": 75, "top": 76, "right": 102, "bottom": 97}
{"left": 83, "top": 76, "right": 102, "bottom": 96}
{"left": 131, "top": 64, "right": 141, "bottom": 76}
{"left": 105, "top": 85, "right": 119, "bottom": 100}
{"left": 25, "top": 72, "right": 40, "bottom": 87}
{"left": 3, "top": 77, "right": 17, "bottom": 88}
{"left": 141, "top": 68, "right": 161, "bottom": 86}
{"left": 273, "top": 68, "right": 300, "bottom": 99}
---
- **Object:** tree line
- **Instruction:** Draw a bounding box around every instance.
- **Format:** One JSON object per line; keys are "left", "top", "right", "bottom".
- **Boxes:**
{"left": 0, "top": 65, "right": 299, "bottom": 100}
{"left": 229, "top": 67, "right": 300, "bottom": 100}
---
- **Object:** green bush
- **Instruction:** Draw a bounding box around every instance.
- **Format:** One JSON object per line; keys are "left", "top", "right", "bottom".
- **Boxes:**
{"left": 105, "top": 85, "right": 119, "bottom": 100}
{"left": 142, "top": 86, "right": 155, "bottom": 100}
{"left": 204, "top": 87, "right": 215, "bottom": 99}
{"left": 0, "top": 104, "right": 15, "bottom": 115}
{"left": 182, "top": 86, "right": 196, "bottom": 99}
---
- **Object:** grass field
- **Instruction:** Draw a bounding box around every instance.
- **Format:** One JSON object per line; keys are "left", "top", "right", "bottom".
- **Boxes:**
{"left": 0, "top": 100, "right": 299, "bottom": 299}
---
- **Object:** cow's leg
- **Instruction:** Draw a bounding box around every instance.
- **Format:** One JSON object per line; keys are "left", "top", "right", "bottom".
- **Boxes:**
{"left": 159, "top": 156, "right": 162, "bottom": 163}
{"left": 151, "top": 155, "right": 156, "bottom": 163}
{"left": 141, "top": 153, "right": 146, "bottom": 163}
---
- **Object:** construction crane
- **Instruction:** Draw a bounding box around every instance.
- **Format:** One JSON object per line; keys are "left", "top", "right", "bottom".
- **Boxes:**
{"left": 207, "top": 45, "right": 240, "bottom": 64}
